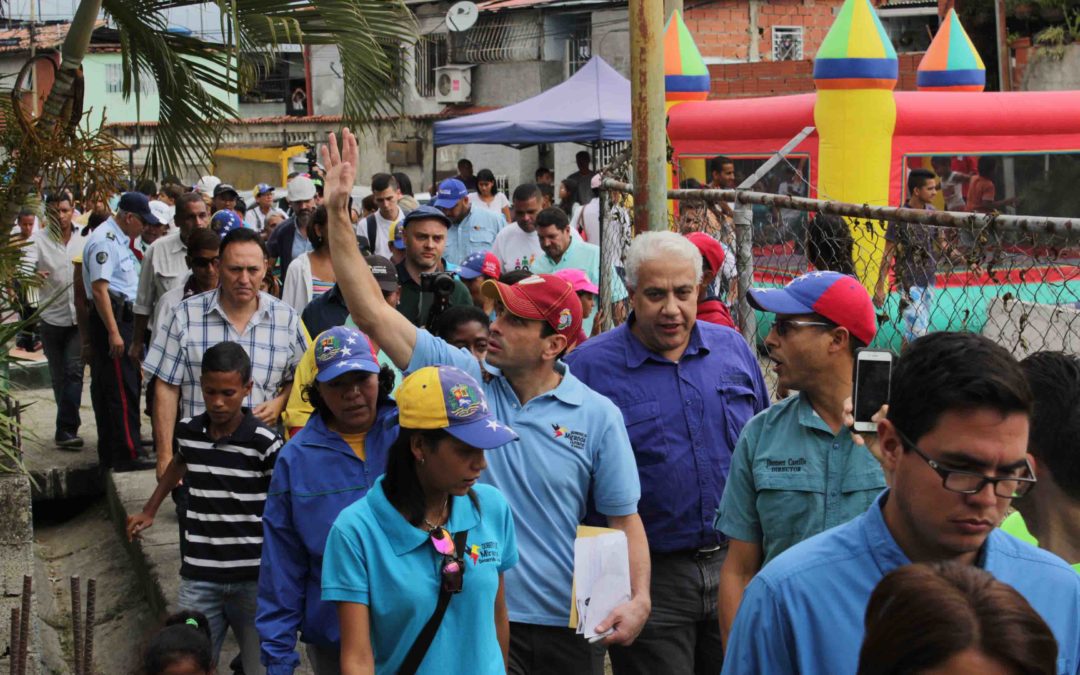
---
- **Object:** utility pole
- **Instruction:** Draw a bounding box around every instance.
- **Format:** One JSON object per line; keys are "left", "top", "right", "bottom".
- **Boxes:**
{"left": 29, "top": 0, "right": 37, "bottom": 118}
{"left": 629, "top": 0, "right": 666, "bottom": 233}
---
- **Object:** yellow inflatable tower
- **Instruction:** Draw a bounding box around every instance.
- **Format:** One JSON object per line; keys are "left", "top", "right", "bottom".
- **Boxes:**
{"left": 813, "top": 0, "right": 898, "bottom": 290}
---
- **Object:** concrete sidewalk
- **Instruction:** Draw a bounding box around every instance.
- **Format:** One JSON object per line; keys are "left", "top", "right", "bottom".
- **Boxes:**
{"left": 105, "top": 470, "right": 315, "bottom": 673}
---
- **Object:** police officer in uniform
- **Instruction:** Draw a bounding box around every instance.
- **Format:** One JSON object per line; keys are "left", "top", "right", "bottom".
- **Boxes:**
{"left": 83, "top": 192, "right": 158, "bottom": 472}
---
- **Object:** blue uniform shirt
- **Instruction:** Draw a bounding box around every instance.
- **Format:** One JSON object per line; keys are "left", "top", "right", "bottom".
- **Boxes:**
{"left": 444, "top": 206, "right": 505, "bottom": 267}
{"left": 82, "top": 217, "right": 139, "bottom": 300}
{"left": 715, "top": 392, "right": 885, "bottom": 564}
{"left": 322, "top": 478, "right": 517, "bottom": 675}
{"left": 409, "top": 329, "right": 641, "bottom": 625}
{"left": 564, "top": 319, "right": 769, "bottom": 552}
{"left": 722, "top": 490, "right": 1080, "bottom": 675}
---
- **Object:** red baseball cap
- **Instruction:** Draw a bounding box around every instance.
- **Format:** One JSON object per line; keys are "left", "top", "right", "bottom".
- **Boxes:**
{"left": 748, "top": 271, "right": 877, "bottom": 345}
{"left": 482, "top": 274, "right": 583, "bottom": 346}
{"left": 685, "top": 232, "right": 725, "bottom": 274}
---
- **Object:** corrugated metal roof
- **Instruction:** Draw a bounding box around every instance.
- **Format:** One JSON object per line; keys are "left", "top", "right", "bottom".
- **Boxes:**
{"left": 878, "top": 0, "right": 937, "bottom": 7}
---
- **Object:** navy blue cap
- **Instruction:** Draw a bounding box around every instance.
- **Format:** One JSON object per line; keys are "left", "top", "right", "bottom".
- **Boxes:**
{"left": 118, "top": 192, "right": 162, "bottom": 226}
{"left": 402, "top": 205, "right": 452, "bottom": 230}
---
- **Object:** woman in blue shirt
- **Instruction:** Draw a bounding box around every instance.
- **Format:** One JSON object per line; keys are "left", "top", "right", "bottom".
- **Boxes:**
{"left": 257, "top": 326, "right": 399, "bottom": 675}
{"left": 322, "top": 365, "right": 519, "bottom": 674}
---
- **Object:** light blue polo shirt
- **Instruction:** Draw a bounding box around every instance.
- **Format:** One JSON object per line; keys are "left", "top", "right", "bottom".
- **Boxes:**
{"left": 408, "top": 329, "right": 641, "bottom": 626}
{"left": 444, "top": 207, "right": 505, "bottom": 267}
{"left": 322, "top": 478, "right": 517, "bottom": 674}
{"left": 530, "top": 236, "right": 628, "bottom": 335}
{"left": 82, "top": 217, "right": 139, "bottom": 301}
{"left": 722, "top": 490, "right": 1080, "bottom": 675}
{"left": 715, "top": 392, "right": 885, "bottom": 564}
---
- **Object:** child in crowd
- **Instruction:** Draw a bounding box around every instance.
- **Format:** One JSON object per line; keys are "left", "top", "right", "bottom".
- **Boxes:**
{"left": 143, "top": 610, "right": 215, "bottom": 675}
{"left": 127, "top": 342, "right": 283, "bottom": 675}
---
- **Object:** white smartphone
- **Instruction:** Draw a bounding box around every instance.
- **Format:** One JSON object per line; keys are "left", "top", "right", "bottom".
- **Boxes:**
{"left": 853, "top": 349, "right": 893, "bottom": 433}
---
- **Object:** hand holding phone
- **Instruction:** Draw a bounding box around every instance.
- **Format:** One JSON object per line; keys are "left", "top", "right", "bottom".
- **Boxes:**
{"left": 853, "top": 349, "right": 893, "bottom": 433}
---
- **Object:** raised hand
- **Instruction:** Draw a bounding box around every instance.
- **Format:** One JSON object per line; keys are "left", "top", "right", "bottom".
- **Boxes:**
{"left": 321, "top": 129, "right": 359, "bottom": 215}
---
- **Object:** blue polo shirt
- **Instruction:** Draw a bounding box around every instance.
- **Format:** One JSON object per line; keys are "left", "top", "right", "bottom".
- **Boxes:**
{"left": 82, "top": 217, "right": 139, "bottom": 300}
{"left": 444, "top": 207, "right": 505, "bottom": 267}
{"left": 722, "top": 491, "right": 1080, "bottom": 675}
{"left": 322, "top": 478, "right": 517, "bottom": 674}
{"left": 531, "top": 237, "right": 628, "bottom": 336}
{"left": 564, "top": 319, "right": 769, "bottom": 552}
{"left": 408, "top": 329, "right": 640, "bottom": 625}
{"left": 715, "top": 392, "right": 885, "bottom": 564}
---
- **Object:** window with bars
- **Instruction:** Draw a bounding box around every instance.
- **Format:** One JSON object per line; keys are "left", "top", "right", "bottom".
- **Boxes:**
{"left": 450, "top": 13, "right": 540, "bottom": 64}
{"left": 566, "top": 23, "right": 592, "bottom": 75}
{"left": 105, "top": 63, "right": 157, "bottom": 96}
{"left": 772, "top": 26, "right": 804, "bottom": 61}
{"left": 415, "top": 33, "right": 449, "bottom": 98}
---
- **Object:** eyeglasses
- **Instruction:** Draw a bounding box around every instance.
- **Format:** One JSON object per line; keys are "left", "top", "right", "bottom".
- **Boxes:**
{"left": 429, "top": 527, "right": 464, "bottom": 594}
{"left": 895, "top": 428, "right": 1037, "bottom": 499}
{"left": 190, "top": 256, "right": 219, "bottom": 269}
{"left": 773, "top": 318, "right": 836, "bottom": 337}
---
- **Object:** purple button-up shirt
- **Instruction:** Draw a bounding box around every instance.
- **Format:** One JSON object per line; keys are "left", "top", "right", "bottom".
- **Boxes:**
{"left": 564, "top": 318, "right": 769, "bottom": 552}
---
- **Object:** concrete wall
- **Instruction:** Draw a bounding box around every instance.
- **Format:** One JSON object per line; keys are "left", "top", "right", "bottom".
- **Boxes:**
{"left": 82, "top": 52, "right": 238, "bottom": 133}
{"left": 1022, "top": 44, "right": 1080, "bottom": 91}
{"left": 592, "top": 8, "right": 630, "bottom": 77}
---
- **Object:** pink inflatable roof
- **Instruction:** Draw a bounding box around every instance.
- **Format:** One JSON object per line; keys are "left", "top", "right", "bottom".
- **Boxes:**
{"left": 668, "top": 91, "right": 1080, "bottom": 158}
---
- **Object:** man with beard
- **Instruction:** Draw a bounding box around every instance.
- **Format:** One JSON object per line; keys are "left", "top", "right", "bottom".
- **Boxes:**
{"left": 433, "top": 178, "right": 506, "bottom": 266}
{"left": 267, "top": 175, "right": 317, "bottom": 283}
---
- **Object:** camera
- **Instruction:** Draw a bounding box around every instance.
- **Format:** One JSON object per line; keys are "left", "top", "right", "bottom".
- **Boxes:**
{"left": 420, "top": 272, "right": 456, "bottom": 297}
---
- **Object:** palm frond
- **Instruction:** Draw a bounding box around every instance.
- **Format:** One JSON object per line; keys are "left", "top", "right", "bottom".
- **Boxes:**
{"left": 101, "top": 0, "right": 417, "bottom": 177}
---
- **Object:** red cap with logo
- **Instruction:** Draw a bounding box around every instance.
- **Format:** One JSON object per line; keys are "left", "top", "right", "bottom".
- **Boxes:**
{"left": 482, "top": 274, "right": 583, "bottom": 347}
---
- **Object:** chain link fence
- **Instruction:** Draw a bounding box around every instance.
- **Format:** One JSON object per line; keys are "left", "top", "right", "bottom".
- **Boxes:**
{"left": 593, "top": 156, "right": 1080, "bottom": 366}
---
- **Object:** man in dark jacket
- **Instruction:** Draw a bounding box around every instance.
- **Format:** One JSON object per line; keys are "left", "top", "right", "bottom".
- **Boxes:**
{"left": 267, "top": 175, "right": 318, "bottom": 283}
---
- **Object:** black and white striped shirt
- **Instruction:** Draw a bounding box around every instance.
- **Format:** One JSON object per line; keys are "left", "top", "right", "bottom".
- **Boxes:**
{"left": 175, "top": 410, "right": 282, "bottom": 582}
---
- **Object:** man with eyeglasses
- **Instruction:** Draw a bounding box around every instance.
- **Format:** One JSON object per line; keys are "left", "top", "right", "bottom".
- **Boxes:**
{"left": 722, "top": 332, "right": 1080, "bottom": 675}
{"left": 715, "top": 271, "right": 886, "bottom": 646}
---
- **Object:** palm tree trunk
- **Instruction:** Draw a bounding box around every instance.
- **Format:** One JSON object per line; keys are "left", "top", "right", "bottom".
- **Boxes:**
{"left": 2, "top": 0, "right": 103, "bottom": 228}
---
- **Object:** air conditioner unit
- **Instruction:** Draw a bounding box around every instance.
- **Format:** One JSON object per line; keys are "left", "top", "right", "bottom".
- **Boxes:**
{"left": 435, "top": 64, "right": 474, "bottom": 104}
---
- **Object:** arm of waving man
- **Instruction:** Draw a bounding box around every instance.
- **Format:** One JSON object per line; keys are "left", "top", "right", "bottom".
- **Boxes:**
{"left": 322, "top": 129, "right": 417, "bottom": 370}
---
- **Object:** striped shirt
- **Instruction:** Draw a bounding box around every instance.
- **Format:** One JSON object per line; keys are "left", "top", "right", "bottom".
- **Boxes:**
{"left": 144, "top": 289, "right": 309, "bottom": 417}
{"left": 175, "top": 410, "right": 282, "bottom": 582}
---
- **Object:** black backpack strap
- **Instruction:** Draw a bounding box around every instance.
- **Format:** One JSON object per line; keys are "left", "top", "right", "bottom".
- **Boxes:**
{"left": 366, "top": 214, "right": 378, "bottom": 252}
{"left": 398, "top": 530, "right": 469, "bottom": 675}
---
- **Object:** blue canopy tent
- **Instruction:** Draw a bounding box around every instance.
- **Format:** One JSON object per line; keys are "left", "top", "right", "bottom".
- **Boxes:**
{"left": 432, "top": 56, "right": 631, "bottom": 149}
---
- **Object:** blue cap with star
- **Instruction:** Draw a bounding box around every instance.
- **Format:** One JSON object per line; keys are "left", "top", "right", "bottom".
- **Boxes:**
{"left": 313, "top": 326, "right": 381, "bottom": 383}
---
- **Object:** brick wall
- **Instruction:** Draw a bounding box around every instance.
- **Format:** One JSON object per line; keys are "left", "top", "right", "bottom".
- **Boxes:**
{"left": 708, "top": 52, "right": 924, "bottom": 99}
{"left": 684, "top": 0, "right": 845, "bottom": 62}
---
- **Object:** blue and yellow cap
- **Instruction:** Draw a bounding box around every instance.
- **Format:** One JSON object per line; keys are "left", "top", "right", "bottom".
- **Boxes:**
{"left": 397, "top": 366, "right": 518, "bottom": 449}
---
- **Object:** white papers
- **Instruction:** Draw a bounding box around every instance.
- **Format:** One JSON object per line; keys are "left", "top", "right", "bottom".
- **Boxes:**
{"left": 571, "top": 526, "right": 631, "bottom": 641}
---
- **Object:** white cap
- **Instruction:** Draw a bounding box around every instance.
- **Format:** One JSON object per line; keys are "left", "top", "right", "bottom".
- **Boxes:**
{"left": 149, "top": 200, "right": 173, "bottom": 225}
{"left": 195, "top": 175, "right": 221, "bottom": 197}
{"left": 287, "top": 175, "right": 317, "bottom": 202}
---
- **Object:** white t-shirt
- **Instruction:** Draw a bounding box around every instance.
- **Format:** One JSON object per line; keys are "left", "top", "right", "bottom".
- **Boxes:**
{"left": 940, "top": 172, "right": 966, "bottom": 211}
{"left": 245, "top": 205, "right": 286, "bottom": 231}
{"left": 492, "top": 224, "right": 542, "bottom": 272}
{"left": 492, "top": 222, "right": 582, "bottom": 272}
{"left": 372, "top": 209, "right": 404, "bottom": 259}
{"left": 471, "top": 192, "right": 510, "bottom": 218}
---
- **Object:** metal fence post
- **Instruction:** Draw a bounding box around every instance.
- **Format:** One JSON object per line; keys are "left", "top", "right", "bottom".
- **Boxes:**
{"left": 734, "top": 196, "right": 756, "bottom": 344}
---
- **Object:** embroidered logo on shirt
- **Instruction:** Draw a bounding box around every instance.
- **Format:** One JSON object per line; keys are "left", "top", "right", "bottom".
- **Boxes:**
{"left": 468, "top": 541, "right": 500, "bottom": 566}
{"left": 552, "top": 423, "right": 587, "bottom": 450}
{"left": 765, "top": 458, "right": 807, "bottom": 473}
{"left": 96, "top": 251, "right": 108, "bottom": 264}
